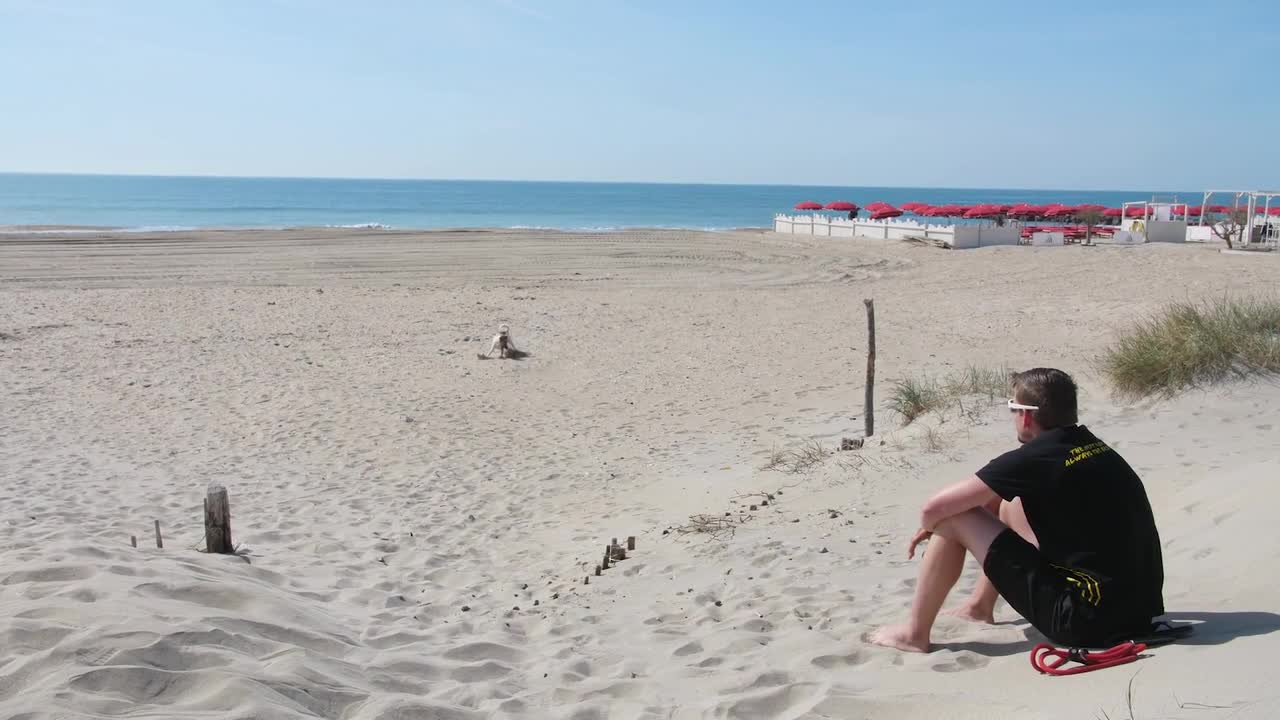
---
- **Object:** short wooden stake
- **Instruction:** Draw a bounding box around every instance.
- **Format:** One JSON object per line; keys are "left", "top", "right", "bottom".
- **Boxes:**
{"left": 611, "top": 537, "right": 618, "bottom": 550}
{"left": 594, "top": 564, "right": 602, "bottom": 576}
{"left": 204, "top": 484, "right": 234, "bottom": 554}
{"left": 626, "top": 536, "right": 636, "bottom": 551}
{"left": 602, "top": 546, "right": 611, "bottom": 570}
{"left": 154, "top": 520, "right": 163, "bottom": 549}
{"left": 130, "top": 535, "right": 137, "bottom": 548}
{"left": 583, "top": 576, "right": 590, "bottom": 585}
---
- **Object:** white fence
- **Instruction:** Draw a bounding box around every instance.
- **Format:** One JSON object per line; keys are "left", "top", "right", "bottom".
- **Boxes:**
{"left": 773, "top": 214, "right": 1019, "bottom": 249}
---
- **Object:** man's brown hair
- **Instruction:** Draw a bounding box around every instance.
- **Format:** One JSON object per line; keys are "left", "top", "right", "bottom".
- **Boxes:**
{"left": 1011, "top": 368, "right": 1078, "bottom": 428}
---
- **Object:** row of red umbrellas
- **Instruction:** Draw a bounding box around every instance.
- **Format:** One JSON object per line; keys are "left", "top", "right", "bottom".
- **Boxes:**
{"left": 794, "top": 200, "right": 1280, "bottom": 218}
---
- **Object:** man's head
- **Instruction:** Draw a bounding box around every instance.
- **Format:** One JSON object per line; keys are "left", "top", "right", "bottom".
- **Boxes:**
{"left": 1009, "top": 368, "right": 1078, "bottom": 442}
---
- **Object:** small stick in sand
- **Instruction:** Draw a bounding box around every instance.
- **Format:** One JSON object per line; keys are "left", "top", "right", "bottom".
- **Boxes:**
{"left": 154, "top": 520, "right": 163, "bottom": 549}
{"left": 602, "top": 547, "right": 611, "bottom": 570}
{"left": 627, "top": 536, "right": 636, "bottom": 551}
{"left": 583, "top": 576, "right": 590, "bottom": 585}
{"left": 130, "top": 535, "right": 137, "bottom": 548}
{"left": 595, "top": 564, "right": 602, "bottom": 576}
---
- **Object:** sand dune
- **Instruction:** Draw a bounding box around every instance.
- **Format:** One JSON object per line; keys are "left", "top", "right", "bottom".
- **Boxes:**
{"left": 2, "top": 228, "right": 1278, "bottom": 719}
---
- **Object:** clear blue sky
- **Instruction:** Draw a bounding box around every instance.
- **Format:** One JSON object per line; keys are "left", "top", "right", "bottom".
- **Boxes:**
{"left": 1, "top": 0, "right": 1276, "bottom": 190}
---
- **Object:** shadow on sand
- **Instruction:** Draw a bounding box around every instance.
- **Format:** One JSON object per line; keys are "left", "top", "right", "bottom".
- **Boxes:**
{"left": 935, "top": 610, "right": 1280, "bottom": 657}
{"left": 476, "top": 349, "right": 531, "bottom": 361}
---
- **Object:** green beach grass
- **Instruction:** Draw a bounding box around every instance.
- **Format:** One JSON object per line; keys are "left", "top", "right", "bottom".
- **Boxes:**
{"left": 1100, "top": 297, "right": 1280, "bottom": 399}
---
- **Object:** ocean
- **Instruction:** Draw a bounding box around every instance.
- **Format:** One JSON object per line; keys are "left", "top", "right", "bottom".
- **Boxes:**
{"left": 0, "top": 173, "right": 1197, "bottom": 232}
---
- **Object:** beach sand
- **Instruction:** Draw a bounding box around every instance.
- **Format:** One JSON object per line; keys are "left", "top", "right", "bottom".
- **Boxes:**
{"left": 2, "top": 227, "right": 1278, "bottom": 719}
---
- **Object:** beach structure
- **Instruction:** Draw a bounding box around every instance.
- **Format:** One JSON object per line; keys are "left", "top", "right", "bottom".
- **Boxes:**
{"left": 776, "top": 191, "right": 1280, "bottom": 250}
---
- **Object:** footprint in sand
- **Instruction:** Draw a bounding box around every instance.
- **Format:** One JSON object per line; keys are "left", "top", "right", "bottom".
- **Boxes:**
{"left": 811, "top": 651, "right": 867, "bottom": 669}
{"left": 930, "top": 653, "right": 989, "bottom": 672}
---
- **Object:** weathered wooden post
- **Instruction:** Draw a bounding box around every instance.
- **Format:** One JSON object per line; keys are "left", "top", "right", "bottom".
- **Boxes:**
{"left": 626, "top": 536, "right": 636, "bottom": 551}
{"left": 130, "top": 535, "right": 137, "bottom": 548}
{"left": 204, "top": 484, "right": 234, "bottom": 554}
{"left": 864, "top": 298, "right": 876, "bottom": 438}
{"left": 154, "top": 520, "right": 164, "bottom": 549}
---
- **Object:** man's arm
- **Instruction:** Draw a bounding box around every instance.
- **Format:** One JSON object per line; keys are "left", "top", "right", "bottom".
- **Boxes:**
{"left": 919, "top": 475, "right": 1000, "bottom": 531}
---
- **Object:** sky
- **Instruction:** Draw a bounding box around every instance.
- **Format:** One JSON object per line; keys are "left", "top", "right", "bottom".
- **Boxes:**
{"left": 1, "top": 0, "right": 1277, "bottom": 190}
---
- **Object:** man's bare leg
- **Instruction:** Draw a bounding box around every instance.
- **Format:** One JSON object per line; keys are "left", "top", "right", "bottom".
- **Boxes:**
{"left": 946, "top": 498, "right": 1038, "bottom": 624}
{"left": 869, "top": 508, "right": 1009, "bottom": 653}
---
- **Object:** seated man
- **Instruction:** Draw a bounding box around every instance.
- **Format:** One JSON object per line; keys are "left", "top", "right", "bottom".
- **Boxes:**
{"left": 871, "top": 368, "right": 1164, "bottom": 652}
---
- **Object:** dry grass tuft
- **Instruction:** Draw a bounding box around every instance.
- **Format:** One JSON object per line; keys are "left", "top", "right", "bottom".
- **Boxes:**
{"left": 760, "top": 439, "right": 831, "bottom": 474}
{"left": 888, "top": 365, "right": 1013, "bottom": 425}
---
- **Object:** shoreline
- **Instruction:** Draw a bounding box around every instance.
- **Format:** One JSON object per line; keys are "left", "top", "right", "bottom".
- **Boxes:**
{"left": 0, "top": 223, "right": 773, "bottom": 236}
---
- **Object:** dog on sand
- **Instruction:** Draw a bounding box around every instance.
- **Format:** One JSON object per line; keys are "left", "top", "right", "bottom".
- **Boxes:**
{"left": 482, "top": 324, "right": 518, "bottom": 359}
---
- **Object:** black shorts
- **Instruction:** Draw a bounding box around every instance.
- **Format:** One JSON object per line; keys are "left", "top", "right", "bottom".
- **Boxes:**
{"left": 982, "top": 529, "right": 1146, "bottom": 647}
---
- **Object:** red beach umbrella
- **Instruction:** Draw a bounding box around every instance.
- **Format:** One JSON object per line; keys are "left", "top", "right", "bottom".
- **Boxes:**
{"left": 794, "top": 201, "right": 824, "bottom": 210}
{"left": 1269, "top": 207, "right": 1280, "bottom": 216}
{"left": 963, "top": 206, "right": 1001, "bottom": 218}
{"left": 1044, "top": 205, "right": 1080, "bottom": 218}
{"left": 1124, "top": 206, "right": 1147, "bottom": 218}
{"left": 870, "top": 209, "right": 904, "bottom": 220}
{"left": 900, "top": 201, "right": 927, "bottom": 211}
{"left": 823, "top": 201, "right": 859, "bottom": 212}
{"left": 1207, "top": 204, "right": 1233, "bottom": 213}
{"left": 1102, "top": 208, "right": 1123, "bottom": 217}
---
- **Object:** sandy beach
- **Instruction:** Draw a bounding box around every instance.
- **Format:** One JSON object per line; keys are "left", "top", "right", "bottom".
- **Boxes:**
{"left": 2, "top": 227, "right": 1279, "bottom": 719}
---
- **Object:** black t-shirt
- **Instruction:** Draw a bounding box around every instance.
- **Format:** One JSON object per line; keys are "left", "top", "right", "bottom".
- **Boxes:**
{"left": 976, "top": 425, "right": 1164, "bottom": 620}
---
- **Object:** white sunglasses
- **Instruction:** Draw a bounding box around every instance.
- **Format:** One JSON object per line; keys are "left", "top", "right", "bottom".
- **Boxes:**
{"left": 1008, "top": 399, "right": 1039, "bottom": 412}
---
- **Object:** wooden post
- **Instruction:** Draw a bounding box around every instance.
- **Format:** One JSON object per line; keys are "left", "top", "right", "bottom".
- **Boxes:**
{"left": 602, "top": 546, "right": 611, "bottom": 570}
{"left": 130, "top": 535, "right": 137, "bottom": 548}
{"left": 626, "top": 536, "right": 636, "bottom": 551}
{"left": 204, "top": 484, "right": 233, "bottom": 554}
{"left": 864, "top": 298, "right": 876, "bottom": 438}
{"left": 594, "top": 564, "right": 602, "bottom": 576}
{"left": 154, "top": 520, "right": 163, "bottom": 549}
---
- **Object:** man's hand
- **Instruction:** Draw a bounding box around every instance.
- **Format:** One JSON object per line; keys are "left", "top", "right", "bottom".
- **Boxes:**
{"left": 907, "top": 528, "right": 933, "bottom": 559}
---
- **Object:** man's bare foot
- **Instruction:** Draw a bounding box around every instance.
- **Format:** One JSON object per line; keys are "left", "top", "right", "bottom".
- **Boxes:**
{"left": 868, "top": 624, "right": 930, "bottom": 653}
{"left": 943, "top": 604, "right": 996, "bottom": 624}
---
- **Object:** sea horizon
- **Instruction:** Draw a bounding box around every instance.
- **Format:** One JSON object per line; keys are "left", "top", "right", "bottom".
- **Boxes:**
{"left": 0, "top": 172, "right": 1203, "bottom": 232}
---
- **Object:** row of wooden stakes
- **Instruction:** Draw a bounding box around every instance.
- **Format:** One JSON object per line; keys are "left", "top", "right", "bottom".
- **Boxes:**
{"left": 584, "top": 536, "right": 636, "bottom": 585}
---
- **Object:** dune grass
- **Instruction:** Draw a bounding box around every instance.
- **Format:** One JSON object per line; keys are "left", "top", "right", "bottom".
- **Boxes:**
{"left": 1100, "top": 297, "right": 1280, "bottom": 399}
{"left": 888, "top": 365, "right": 1012, "bottom": 424}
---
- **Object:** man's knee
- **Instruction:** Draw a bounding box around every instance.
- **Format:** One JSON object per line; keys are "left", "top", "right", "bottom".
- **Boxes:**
{"left": 933, "top": 508, "right": 1009, "bottom": 565}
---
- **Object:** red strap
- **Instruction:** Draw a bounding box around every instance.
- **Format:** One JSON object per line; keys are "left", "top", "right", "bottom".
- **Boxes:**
{"left": 1030, "top": 641, "right": 1147, "bottom": 676}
